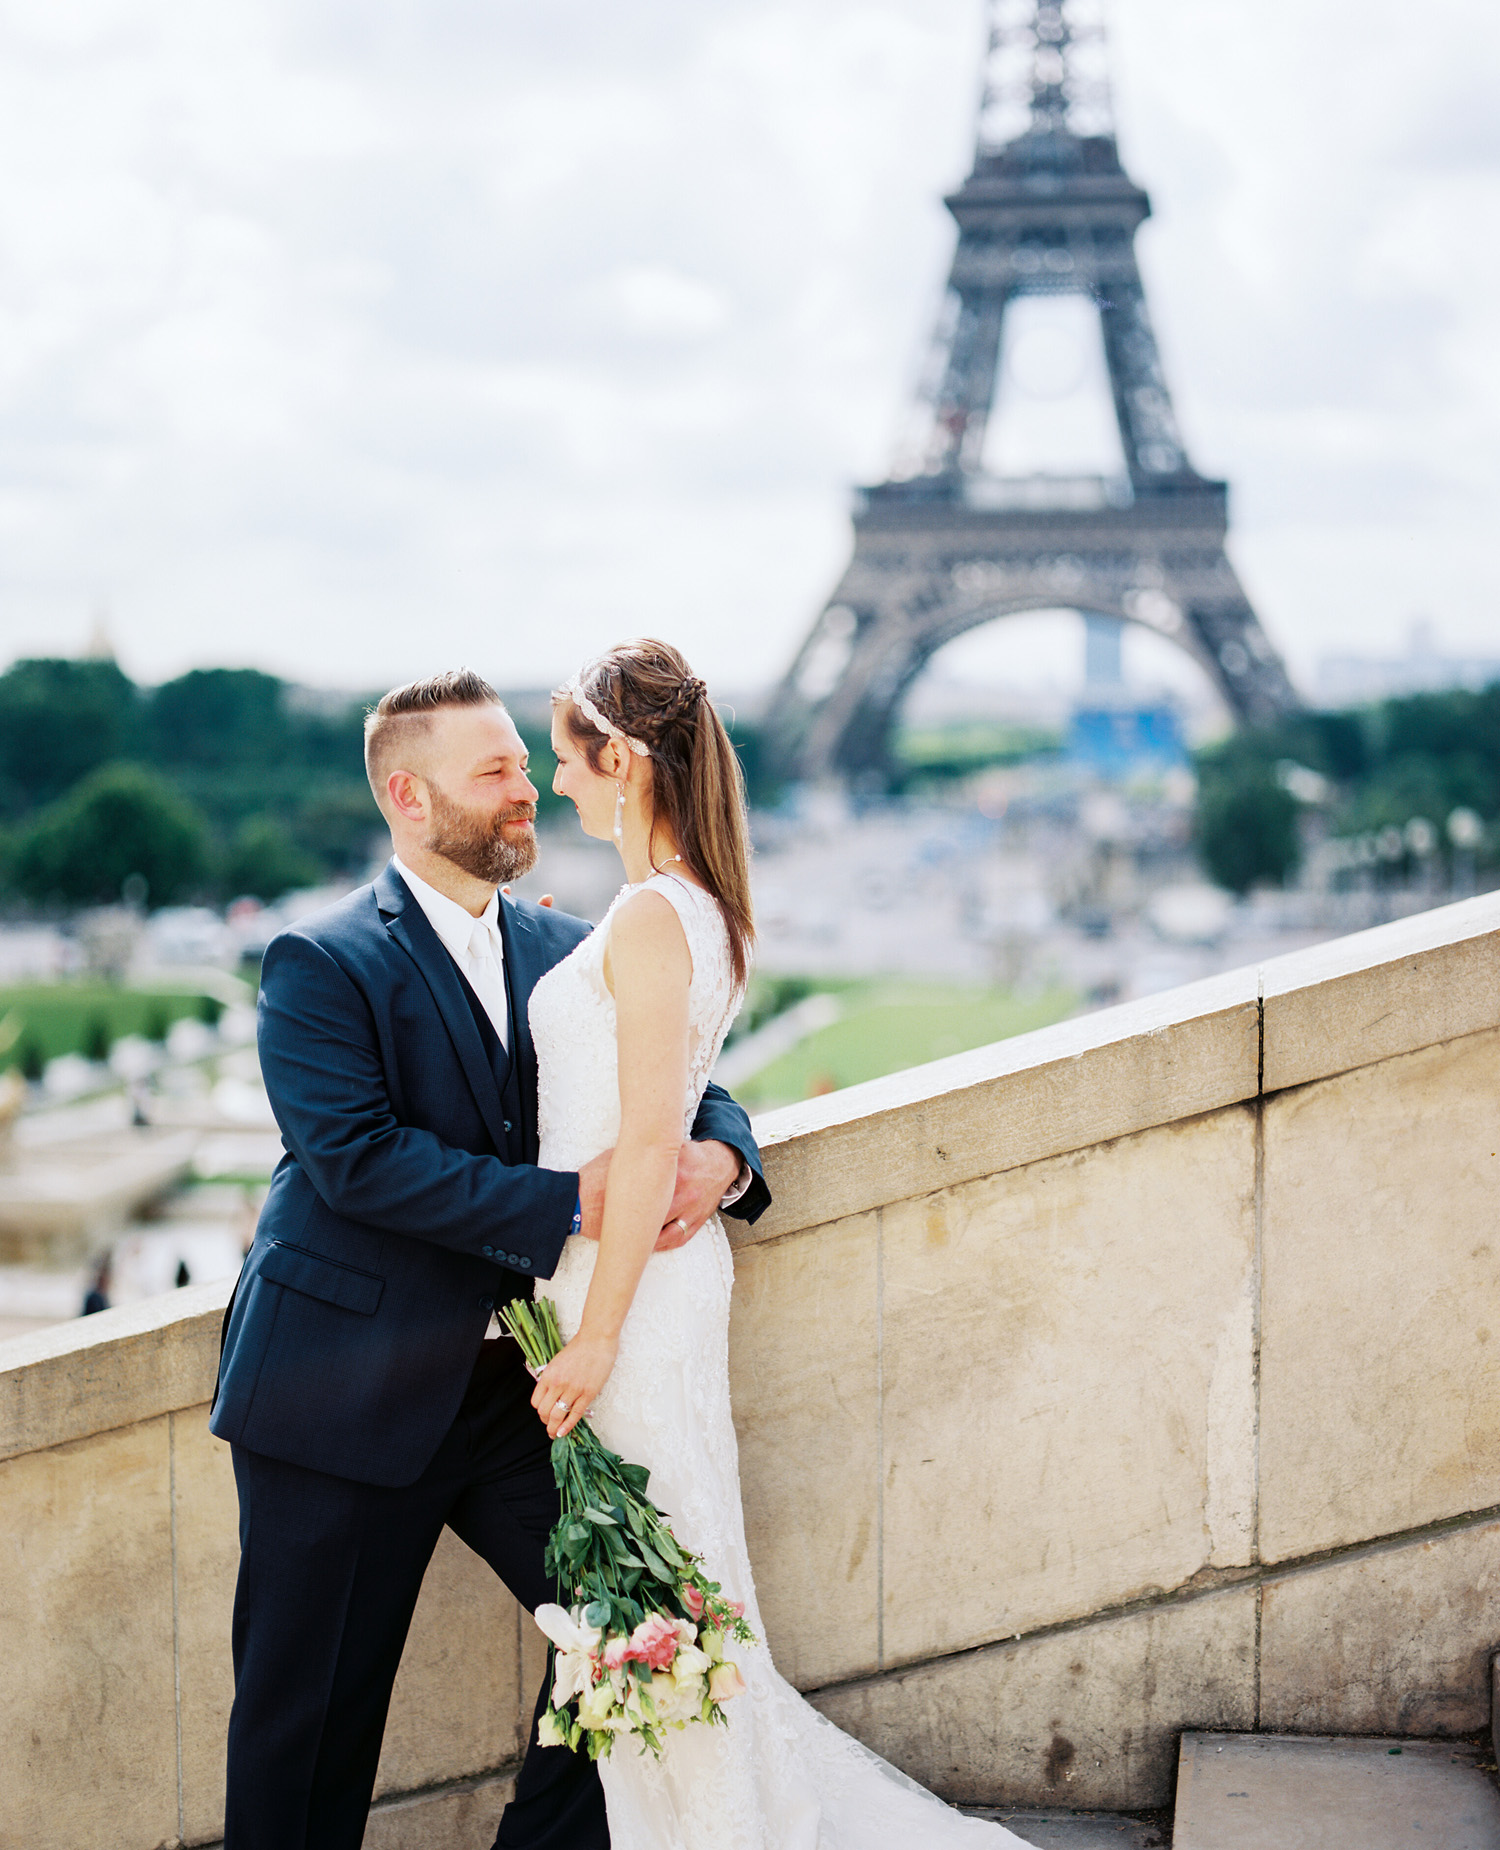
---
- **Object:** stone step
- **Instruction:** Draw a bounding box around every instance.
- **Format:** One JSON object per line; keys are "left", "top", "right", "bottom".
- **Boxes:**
{"left": 967, "top": 1809, "right": 1165, "bottom": 1847}
{"left": 1173, "top": 1731, "right": 1500, "bottom": 1849}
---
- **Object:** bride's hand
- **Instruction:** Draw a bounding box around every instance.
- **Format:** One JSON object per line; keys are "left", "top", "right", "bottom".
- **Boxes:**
{"left": 532, "top": 1329, "right": 619, "bottom": 1439}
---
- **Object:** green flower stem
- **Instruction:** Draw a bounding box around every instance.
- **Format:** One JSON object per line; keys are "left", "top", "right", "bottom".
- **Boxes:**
{"left": 503, "top": 1297, "right": 757, "bottom": 1647}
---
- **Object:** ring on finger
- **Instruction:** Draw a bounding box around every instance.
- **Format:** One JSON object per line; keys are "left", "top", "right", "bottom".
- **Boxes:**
{"left": 674, "top": 1218, "right": 689, "bottom": 1236}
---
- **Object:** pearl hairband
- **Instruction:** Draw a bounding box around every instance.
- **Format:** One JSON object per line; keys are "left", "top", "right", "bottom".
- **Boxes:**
{"left": 563, "top": 678, "right": 651, "bottom": 757}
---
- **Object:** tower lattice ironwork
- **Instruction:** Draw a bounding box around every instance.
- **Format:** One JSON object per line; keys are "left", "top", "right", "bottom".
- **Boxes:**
{"left": 772, "top": 0, "right": 1300, "bottom": 781}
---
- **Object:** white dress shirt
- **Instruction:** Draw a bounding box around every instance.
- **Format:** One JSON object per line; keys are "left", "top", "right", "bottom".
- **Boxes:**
{"left": 392, "top": 856, "right": 508, "bottom": 1050}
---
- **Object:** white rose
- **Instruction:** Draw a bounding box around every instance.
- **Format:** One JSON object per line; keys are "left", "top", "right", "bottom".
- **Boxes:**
{"left": 672, "top": 1644, "right": 711, "bottom": 1685}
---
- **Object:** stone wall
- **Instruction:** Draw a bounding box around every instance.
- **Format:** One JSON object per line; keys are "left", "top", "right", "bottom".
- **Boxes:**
{"left": 2, "top": 892, "right": 1498, "bottom": 1845}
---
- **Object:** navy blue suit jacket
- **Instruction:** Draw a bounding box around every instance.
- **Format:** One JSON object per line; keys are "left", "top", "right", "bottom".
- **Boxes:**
{"left": 210, "top": 862, "right": 769, "bottom": 1487}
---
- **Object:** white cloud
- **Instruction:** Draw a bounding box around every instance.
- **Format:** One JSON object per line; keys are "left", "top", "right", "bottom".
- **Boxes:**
{"left": 0, "top": 0, "right": 1494, "bottom": 705}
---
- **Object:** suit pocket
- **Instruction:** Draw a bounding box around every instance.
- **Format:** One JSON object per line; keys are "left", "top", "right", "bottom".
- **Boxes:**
{"left": 259, "top": 1241, "right": 385, "bottom": 1316}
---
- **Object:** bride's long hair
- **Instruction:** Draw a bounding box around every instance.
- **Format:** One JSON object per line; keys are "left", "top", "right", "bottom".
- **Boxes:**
{"left": 556, "top": 639, "right": 754, "bottom": 987}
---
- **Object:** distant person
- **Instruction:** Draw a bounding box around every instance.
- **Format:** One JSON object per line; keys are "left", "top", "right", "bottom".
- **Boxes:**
{"left": 81, "top": 1257, "right": 111, "bottom": 1317}
{"left": 210, "top": 666, "right": 766, "bottom": 1850}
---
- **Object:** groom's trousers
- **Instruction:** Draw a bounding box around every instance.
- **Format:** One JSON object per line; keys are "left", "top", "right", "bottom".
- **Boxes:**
{"left": 222, "top": 1339, "right": 609, "bottom": 1850}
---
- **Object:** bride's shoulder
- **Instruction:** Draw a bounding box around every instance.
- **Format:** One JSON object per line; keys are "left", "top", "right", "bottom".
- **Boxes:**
{"left": 610, "top": 880, "right": 690, "bottom": 936}
{"left": 605, "top": 883, "right": 693, "bottom": 982}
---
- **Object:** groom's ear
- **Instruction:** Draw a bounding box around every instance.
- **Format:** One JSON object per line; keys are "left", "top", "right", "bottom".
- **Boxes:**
{"left": 386, "top": 768, "right": 428, "bottom": 823}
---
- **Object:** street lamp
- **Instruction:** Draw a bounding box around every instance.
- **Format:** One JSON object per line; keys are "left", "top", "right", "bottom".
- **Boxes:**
{"left": 1447, "top": 807, "right": 1483, "bottom": 899}
{"left": 1404, "top": 817, "right": 1437, "bottom": 900}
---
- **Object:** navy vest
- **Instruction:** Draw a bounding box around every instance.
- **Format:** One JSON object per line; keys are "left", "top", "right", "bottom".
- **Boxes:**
{"left": 453, "top": 949, "right": 534, "bottom": 1297}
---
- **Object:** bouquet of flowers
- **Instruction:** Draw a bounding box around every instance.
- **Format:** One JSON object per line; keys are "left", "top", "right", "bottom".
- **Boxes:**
{"left": 501, "top": 1296, "right": 756, "bottom": 1761}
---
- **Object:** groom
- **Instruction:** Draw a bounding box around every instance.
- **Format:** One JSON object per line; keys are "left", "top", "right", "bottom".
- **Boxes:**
{"left": 210, "top": 669, "right": 769, "bottom": 1850}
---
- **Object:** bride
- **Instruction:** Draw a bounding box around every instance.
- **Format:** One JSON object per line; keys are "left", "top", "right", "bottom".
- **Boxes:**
{"left": 525, "top": 638, "right": 1023, "bottom": 1848}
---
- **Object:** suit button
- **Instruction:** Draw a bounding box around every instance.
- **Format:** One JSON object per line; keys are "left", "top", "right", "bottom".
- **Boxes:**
{"left": 481, "top": 1245, "right": 494, "bottom": 1258}
{"left": 520, "top": 1257, "right": 531, "bottom": 1271}
{"left": 479, "top": 1295, "right": 494, "bottom": 1311}
{"left": 503, "top": 1120, "right": 513, "bottom": 1132}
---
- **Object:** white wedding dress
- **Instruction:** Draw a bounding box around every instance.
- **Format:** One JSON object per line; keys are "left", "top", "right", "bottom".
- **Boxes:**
{"left": 530, "top": 872, "right": 1023, "bottom": 1850}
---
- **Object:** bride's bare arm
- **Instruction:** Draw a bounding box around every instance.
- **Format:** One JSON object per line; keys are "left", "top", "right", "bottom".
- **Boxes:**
{"left": 531, "top": 888, "right": 691, "bottom": 1439}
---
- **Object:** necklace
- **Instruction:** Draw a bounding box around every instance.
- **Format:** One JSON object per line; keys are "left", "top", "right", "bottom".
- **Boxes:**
{"left": 624, "top": 853, "right": 684, "bottom": 892}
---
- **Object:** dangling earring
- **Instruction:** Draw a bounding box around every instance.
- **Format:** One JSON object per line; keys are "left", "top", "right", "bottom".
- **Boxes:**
{"left": 613, "top": 781, "right": 625, "bottom": 847}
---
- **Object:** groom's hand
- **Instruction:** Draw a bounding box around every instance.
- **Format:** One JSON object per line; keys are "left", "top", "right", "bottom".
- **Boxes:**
{"left": 655, "top": 1140, "right": 740, "bottom": 1251}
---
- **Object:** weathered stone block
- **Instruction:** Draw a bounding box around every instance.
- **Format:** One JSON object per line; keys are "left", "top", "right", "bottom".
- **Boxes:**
{"left": 376, "top": 1530, "right": 525, "bottom": 1799}
{"left": 749, "top": 967, "right": 1261, "bottom": 1241}
{"left": 174, "top": 1406, "right": 241, "bottom": 1844}
{"left": 0, "top": 1276, "right": 231, "bottom": 1463}
{"left": 881, "top": 1107, "right": 1257, "bottom": 1662}
{"left": 1260, "top": 1520, "right": 1500, "bottom": 1736}
{"left": 812, "top": 1586, "right": 1257, "bottom": 1811}
{"left": 1260, "top": 1028, "right": 1500, "bottom": 1562}
{"left": 363, "top": 1771, "right": 516, "bottom": 1850}
{"left": 0, "top": 1417, "right": 178, "bottom": 1849}
{"left": 1262, "top": 890, "right": 1500, "bottom": 1094}
{"left": 730, "top": 1212, "right": 881, "bottom": 1687}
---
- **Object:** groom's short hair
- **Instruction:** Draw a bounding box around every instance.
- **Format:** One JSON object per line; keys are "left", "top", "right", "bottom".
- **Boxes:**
{"left": 364, "top": 669, "right": 504, "bottom": 810}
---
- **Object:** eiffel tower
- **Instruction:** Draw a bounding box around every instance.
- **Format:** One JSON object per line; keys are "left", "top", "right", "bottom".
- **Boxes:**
{"left": 771, "top": 0, "right": 1301, "bottom": 781}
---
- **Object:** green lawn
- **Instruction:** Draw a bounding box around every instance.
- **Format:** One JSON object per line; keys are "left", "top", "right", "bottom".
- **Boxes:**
{"left": 0, "top": 982, "right": 227, "bottom": 1072}
{"left": 736, "top": 980, "right": 1078, "bottom": 1108}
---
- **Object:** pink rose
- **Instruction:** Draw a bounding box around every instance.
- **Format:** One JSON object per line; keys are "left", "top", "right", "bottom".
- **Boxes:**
{"left": 683, "top": 1586, "right": 705, "bottom": 1621}
{"left": 708, "top": 1660, "right": 747, "bottom": 1701}
{"left": 603, "top": 1637, "right": 630, "bottom": 1670}
{"left": 629, "top": 1612, "right": 680, "bottom": 1671}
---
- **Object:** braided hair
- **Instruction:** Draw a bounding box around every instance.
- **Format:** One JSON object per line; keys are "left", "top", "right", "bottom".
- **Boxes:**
{"left": 556, "top": 640, "right": 752, "bottom": 986}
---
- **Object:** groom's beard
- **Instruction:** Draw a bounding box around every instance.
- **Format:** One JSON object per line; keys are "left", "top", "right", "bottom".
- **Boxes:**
{"left": 423, "top": 786, "right": 539, "bottom": 886}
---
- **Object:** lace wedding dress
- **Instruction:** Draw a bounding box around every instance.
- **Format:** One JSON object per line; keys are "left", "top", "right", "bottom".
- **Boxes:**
{"left": 530, "top": 872, "right": 1023, "bottom": 1850}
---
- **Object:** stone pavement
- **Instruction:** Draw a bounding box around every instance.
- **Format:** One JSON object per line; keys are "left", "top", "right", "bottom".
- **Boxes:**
{"left": 1173, "top": 1732, "right": 1500, "bottom": 1849}
{"left": 967, "top": 1808, "right": 1167, "bottom": 1846}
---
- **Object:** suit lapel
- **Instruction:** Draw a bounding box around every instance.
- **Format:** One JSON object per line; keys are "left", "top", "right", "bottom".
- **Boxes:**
{"left": 377, "top": 864, "right": 511, "bottom": 1148}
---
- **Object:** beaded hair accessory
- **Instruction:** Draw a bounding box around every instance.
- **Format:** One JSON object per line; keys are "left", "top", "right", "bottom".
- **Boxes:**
{"left": 563, "top": 677, "right": 651, "bottom": 757}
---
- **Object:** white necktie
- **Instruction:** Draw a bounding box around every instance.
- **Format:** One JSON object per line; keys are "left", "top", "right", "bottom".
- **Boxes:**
{"left": 465, "top": 918, "right": 509, "bottom": 1050}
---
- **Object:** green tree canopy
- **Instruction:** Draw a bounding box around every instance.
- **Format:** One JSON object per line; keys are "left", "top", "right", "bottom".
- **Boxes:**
{"left": 11, "top": 763, "right": 211, "bottom": 908}
{"left": 147, "top": 668, "right": 291, "bottom": 770}
{"left": 1193, "top": 734, "right": 1302, "bottom": 895}
{"left": 0, "top": 658, "right": 140, "bottom": 814}
{"left": 223, "top": 816, "right": 320, "bottom": 902}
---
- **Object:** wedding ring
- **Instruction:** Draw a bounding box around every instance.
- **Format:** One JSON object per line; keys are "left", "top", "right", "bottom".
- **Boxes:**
{"left": 555, "top": 1401, "right": 571, "bottom": 1415}
{"left": 674, "top": 1219, "right": 689, "bottom": 1236}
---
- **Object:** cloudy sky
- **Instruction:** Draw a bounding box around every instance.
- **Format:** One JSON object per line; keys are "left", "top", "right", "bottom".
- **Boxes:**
{"left": 0, "top": 0, "right": 1496, "bottom": 703}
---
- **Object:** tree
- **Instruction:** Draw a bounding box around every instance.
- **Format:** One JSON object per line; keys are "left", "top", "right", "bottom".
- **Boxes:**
{"left": 1195, "top": 775, "right": 1301, "bottom": 895}
{"left": 0, "top": 658, "right": 141, "bottom": 815}
{"left": 11, "top": 763, "right": 211, "bottom": 908}
{"left": 1193, "top": 733, "right": 1303, "bottom": 895}
{"left": 223, "top": 816, "right": 320, "bottom": 902}
{"left": 291, "top": 786, "right": 384, "bottom": 875}
{"left": 147, "top": 667, "right": 290, "bottom": 770}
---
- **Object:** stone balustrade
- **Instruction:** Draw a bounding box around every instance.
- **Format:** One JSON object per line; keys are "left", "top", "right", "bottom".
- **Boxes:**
{"left": 3, "top": 891, "right": 1498, "bottom": 1847}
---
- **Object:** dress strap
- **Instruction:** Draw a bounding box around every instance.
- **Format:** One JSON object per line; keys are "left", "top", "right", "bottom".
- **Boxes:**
{"left": 632, "top": 872, "right": 714, "bottom": 977}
